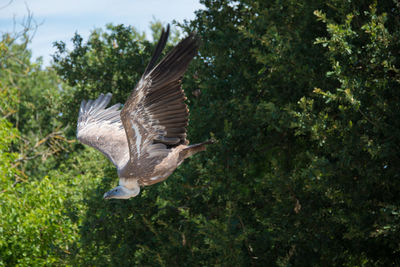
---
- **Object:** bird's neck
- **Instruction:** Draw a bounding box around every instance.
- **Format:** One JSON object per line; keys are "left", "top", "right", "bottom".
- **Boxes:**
{"left": 123, "top": 185, "right": 140, "bottom": 198}
{"left": 119, "top": 178, "right": 140, "bottom": 196}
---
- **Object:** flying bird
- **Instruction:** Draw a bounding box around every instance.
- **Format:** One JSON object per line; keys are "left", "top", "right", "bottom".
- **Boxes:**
{"left": 76, "top": 25, "right": 212, "bottom": 199}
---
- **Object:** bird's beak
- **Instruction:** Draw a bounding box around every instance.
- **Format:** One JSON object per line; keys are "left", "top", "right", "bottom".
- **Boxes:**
{"left": 103, "top": 191, "right": 112, "bottom": 199}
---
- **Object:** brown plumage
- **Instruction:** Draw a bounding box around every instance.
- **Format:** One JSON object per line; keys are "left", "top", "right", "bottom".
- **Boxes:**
{"left": 76, "top": 25, "right": 213, "bottom": 199}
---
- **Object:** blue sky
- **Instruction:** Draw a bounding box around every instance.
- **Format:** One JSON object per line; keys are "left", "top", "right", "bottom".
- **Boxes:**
{"left": 0, "top": 0, "right": 203, "bottom": 65}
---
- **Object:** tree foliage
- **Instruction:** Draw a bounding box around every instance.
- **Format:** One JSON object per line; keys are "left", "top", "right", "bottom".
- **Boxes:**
{"left": 0, "top": 23, "right": 78, "bottom": 266}
{"left": 1, "top": 0, "right": 400, "bottom": 266}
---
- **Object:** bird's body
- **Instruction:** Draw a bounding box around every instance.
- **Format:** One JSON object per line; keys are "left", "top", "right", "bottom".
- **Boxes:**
{"left": 76, "top": 25, "right": 212, "bottom": 199}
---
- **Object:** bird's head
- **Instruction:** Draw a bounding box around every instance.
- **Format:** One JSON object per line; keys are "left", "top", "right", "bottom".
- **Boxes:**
{"left": 103, "top": 185, "right": 140, "bottom": 200}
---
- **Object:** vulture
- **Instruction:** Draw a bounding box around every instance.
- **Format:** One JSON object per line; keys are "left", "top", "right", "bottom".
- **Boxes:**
{"left": 76, "top": 25, "right": 212, "bottom": 199}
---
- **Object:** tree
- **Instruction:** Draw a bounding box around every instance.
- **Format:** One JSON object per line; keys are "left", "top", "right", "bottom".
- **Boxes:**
{"left": 182, "top": 0, "right": 400, "bottom": 265}
{"left": 0, "top": 20, "right": 79, "bottom": 266}
{"left": 51, "top": 0, "right": 400, "bottom": 265}
{"left": 1, "top": 0, "right": 399, "bottom": 265}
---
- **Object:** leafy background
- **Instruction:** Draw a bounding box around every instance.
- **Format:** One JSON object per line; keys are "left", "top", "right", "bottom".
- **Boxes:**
{"left": 1, "top": 0, "right": 400, "bottom": 266}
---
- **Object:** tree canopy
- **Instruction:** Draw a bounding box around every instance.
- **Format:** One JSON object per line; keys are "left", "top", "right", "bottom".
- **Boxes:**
{"left": 1, "top": 0, "right": 400, "bottom": 265}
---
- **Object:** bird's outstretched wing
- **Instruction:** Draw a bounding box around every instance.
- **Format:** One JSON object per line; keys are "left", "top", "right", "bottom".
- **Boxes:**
{"left": 120, "top": 25, "right": 199, "bottom": 174}
{"left": 77, "top": 93, "right": 129, "bottom": 170}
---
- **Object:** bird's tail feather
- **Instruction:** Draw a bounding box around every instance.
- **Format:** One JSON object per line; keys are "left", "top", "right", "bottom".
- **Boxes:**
{"left": 179, "top": 139, "right": 214, "bottom": 161}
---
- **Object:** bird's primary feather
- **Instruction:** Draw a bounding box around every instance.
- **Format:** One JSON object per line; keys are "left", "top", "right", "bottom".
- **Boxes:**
{"left": 119, "top": 26, "right": 199, "bottom": 182}
{"left": 77, "top": 93, "right": 129, "bottom": 171}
